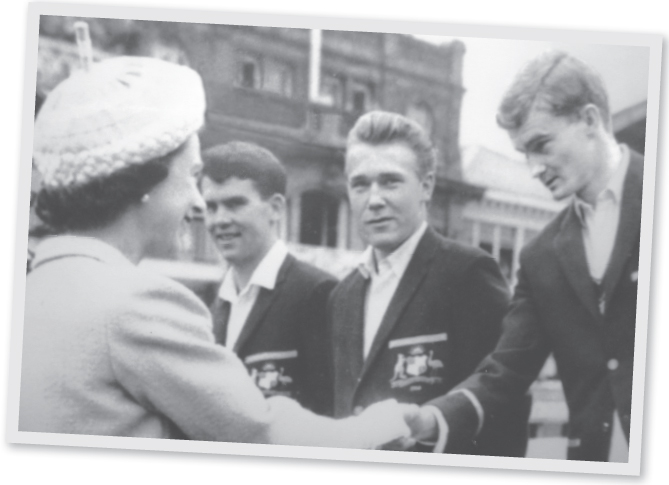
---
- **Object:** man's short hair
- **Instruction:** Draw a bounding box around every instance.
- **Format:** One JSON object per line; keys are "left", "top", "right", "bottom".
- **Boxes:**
{"left": 201, "top": 141, "right": 287, "bottom": 198}
{"left": 346, "top": 111, "right": 437, "bottom": 177}
{"left": 497, "top": 51, "right": 612, "bottom": 132}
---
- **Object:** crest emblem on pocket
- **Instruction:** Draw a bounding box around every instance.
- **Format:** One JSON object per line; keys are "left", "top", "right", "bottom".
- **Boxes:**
{"left": 250, "top": 362, "right": 293, "bottom": 391}
{"left": 390, "top": 345, "right": 443, "bottom": 389}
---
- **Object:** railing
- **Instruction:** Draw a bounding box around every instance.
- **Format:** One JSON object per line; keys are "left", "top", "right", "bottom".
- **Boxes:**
{"left": 207, "top": 84, "right": 363, "bottom": 146}
{"left": 208, "top": 84, "right": 307, "bottom": 129}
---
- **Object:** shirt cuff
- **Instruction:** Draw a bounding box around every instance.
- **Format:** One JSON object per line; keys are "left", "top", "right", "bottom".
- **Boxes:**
{"left": 419, "top": 405, "right": 448, "bottom": 453}
{"left": 450, "top": 389, "right": 484, "bottom": 435}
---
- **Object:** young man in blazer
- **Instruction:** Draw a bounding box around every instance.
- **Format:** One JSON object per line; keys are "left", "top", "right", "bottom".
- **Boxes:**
{"left": 436, "top": 51, "right": 643, "bottom": 462}
{"left": 329, "top": 111, "right": 530, "bottom": 455}
{"left": 201, "top": 142, "right": 337, "bottom": 414}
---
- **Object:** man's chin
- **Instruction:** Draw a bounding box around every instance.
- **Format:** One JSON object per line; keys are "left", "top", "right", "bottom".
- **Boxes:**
{"left": 550, "top": 189, "right": 571, "bottom": 201}
{"left": 367, "top": 234, "right": 402, "bottom": 254}
{"left": 218, "top": 247, "right": 240, "bottom": 261}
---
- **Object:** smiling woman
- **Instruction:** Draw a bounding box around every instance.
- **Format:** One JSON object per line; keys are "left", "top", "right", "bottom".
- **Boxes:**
{"left": 21, "top": 51, "right": 412, "bottom": 448}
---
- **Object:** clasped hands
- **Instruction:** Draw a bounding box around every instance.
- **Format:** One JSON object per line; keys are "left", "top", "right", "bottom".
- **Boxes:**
{"left": 354, "top": 400, "right": 439, "bottom": 451}
{"left": 385, "top": 403, "right": 439, "bottom": 450}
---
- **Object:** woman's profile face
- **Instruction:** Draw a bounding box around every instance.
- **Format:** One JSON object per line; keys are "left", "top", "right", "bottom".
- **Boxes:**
{"left": 139, "top": 134, "right": 205, "bottom": 257}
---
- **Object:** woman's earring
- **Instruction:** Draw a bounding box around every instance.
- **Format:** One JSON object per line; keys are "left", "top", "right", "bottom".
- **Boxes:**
{"left": 141, "top": 194, "right": 150, "bottom": 204}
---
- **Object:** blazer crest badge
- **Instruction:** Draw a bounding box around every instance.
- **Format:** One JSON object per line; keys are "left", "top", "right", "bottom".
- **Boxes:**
{"left": 389, "top": 340, "right": 444, "bottom": 390}
{"left": 245, "top": 350, "right": 297, "bottom": 394}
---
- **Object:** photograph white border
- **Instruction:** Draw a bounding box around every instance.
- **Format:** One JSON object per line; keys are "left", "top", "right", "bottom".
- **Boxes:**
{"left": 5, "top": 0, "right": 664, "bottom": 479}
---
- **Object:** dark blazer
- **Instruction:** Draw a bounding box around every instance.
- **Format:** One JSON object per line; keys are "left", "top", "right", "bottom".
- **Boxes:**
{"left": 329, "top": 228, "right": 531, "bottom": 456}
{"left": 439, "top": 150, "right": 644, "bottom": 462}
{"left": 211, "top": 254, "right": 337, "bottom": 414}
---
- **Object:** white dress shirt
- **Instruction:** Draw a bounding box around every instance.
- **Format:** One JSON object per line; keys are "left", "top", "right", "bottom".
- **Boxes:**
{"left": 218, "top": 240, "right": 289, "bottom": 350}
{"left": 358, "top": 222, "right": 447, "bottom": 452}
{"left": 574, "top": 144, "right": 629, "bottom": 285}
{"left": 358, "top": 222, "right": 428, "bottom": 359}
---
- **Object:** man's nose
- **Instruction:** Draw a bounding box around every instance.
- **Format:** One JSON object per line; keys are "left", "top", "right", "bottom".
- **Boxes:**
{"left": 367, "top": 183, "right": 386, "bottom": 209}
{"left": 527, "top": 156, "right": 547, "bottom": 178}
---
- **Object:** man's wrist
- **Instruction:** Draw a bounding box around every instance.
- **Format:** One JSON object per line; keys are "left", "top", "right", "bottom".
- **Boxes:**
{"left": 419, "top": 405, "right": 448, "bottom": 453}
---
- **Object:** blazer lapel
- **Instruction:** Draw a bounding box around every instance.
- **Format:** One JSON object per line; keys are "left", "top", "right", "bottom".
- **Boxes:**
{"left": 357, "top": 229, "right": 438, "bottom": 387}
{"left": 554, "top": 205, "right": 603, "bottom": 323}
{"left": 332, "top": 272, "right": 367, "bottom": 413}
{"left": 601, "top": 152, "right": 643, "bottom": 308}
{"left": 210, "top": 297, "right": 231, "bottom": 346}
{"left": 233, "top": 255, "right": 293, "bottom": 354}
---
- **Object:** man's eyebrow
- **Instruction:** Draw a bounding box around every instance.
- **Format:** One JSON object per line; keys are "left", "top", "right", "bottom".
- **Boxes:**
{"left": 520, "top": 133, "right": 550, "bottom": 153}
{"left": 221, "top": 195, "right": 247, "bottom": 203}
{"left": 349, "top": 174, "right": 368, "bottom": 183}
{"left": 378, "top": 171, "right": 405, "bottom": 179}
{"left": 205, "top": 195, "right": 248, "bottom": 204}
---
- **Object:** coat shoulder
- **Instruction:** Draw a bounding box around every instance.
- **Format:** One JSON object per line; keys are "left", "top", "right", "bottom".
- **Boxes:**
{"left": 429, "top": 230, "right": 498, "bottom": 274}
{"left": 41, "top": 257, "right": 210, "bottom": 322}
{"left": 519, "top": 207, "right": 570, "bottom": 264}
{"left": 279, "top": 256, "right": 340, "bottom": 318}
{"left": 288, "top": 256, "right": 338, "bottom": 286}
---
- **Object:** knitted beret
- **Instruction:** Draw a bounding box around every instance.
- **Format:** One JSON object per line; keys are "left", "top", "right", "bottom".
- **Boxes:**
{"left": 33, "top": 56, "right": 206, "bottom": 189}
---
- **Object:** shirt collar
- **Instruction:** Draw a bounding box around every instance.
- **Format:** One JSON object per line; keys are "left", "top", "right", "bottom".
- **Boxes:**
{"left": 573, "top": 144, "right": 630, "bottom": 224}
{"left": 358, "top": 222, "right": 428, "bottom": 280}
{"left": 219, "top": 239, "right": 289, "bottom": 301}
{"left": 30, "top": 235, "right": 134, "bottom": 270}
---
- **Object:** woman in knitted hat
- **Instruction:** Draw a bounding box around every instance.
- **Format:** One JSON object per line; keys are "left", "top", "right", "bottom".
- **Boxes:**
{"left": 20, "top": 52, "right": 413, "bottom": 448}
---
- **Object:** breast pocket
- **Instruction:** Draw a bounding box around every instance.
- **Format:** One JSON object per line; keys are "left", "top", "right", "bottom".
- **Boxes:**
{"left": 387, "top": 333, "right": 448, "bottom": 401}
{"left": 244, "top": 350, "right": 299, "bottom": 398}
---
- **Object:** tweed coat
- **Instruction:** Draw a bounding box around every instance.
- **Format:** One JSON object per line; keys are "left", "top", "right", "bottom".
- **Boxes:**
{"left": 18, "top": 236, "right": 404, "bottom": 448}
{"left": 329, "top": 228, "right": 531, "bottom": 456}
{"left": 438, "top": 149, "right": 644, "bottom": 461}
{"left": 210, "top": 254, "right": 337, "bottom": 414}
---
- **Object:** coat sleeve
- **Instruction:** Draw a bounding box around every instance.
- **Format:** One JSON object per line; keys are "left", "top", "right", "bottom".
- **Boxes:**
{"left": 105, "top": 274, "right": 407, "bottom": 448}
{"left": 430, "top": 260, "right": 552, "bottom": 451}
{"left": 447, "top": 255, "right": 510, "bottom": 385}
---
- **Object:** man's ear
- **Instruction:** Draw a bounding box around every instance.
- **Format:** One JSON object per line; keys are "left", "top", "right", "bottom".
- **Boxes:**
{"left": 268, "top": 193, "right": 286, "bottom": 222}
{"left": 580, "top": 104, "right": 604, "bottom": 133}
{"left": 421, "top": 171, "right": 436, "bottom": 203}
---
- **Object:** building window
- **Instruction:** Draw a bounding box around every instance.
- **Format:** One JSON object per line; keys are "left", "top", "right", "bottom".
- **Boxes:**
{"left": 468, "top": 219, "right": 525, "bottom": 286}
{"left": 263, "top": 59, "right": 294, "bottom": 97}
{"left": 320, "top": 73, "right": 345, "bottom": 108}
{"left": 299, "top": 190, "right": 339, "bottom": 248}
{"left": 478, "top": 222, "right": 495, "bottom": 255}
{"left": 406, "top": 102, "right": 435, "bottom": 137}
{"left": 236, "top": 55, "right": 295, "bottom": 97}
{"left": 499, "top": 226, "right": 517, "bottom": 283}
{"left": 237, "top": 56, "right": 260, "bottom": 89}
{"left": 348, "top": 81, "right": 374, "bottom": 112}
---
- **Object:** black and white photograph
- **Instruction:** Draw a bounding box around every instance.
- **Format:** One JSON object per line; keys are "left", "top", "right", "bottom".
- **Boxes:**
{"left": 3, "top": 0, "right": 664, "bottom": 481}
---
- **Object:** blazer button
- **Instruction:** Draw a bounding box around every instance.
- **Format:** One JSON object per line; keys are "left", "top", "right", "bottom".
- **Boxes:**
{"left": 353, "top": 406, "right": 364, "bottom": 416}
{"left": 607, "top": 359, "right": 619, "bottom": 371}
{"left": 602, "top": 422, "right": 611, "bottom": 431}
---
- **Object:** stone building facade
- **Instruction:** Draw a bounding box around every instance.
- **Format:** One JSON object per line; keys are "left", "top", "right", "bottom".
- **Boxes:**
{"left": 33, "top": 17, "right": 482, "bottom": 280}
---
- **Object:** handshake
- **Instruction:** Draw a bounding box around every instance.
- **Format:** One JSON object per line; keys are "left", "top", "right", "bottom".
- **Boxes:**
{"left": 350, "top": 400, "right": 440, "bottom": 451}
